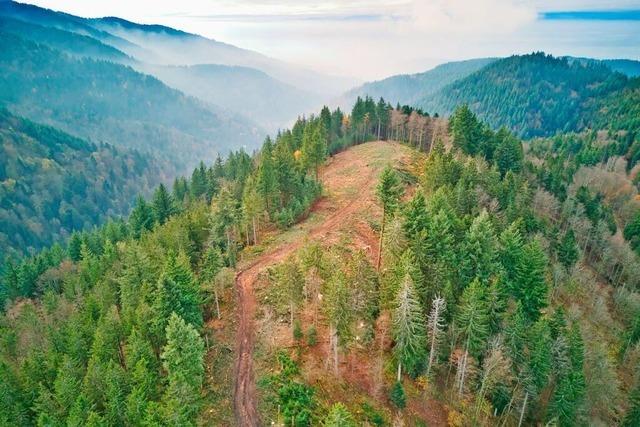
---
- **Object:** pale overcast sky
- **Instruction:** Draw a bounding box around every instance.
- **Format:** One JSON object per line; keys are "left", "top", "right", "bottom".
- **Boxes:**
{"left": 19, "top": 1, "right": 640, "bottom": 80}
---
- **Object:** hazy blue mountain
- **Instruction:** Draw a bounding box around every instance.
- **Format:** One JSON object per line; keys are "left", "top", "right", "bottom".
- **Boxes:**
{"left": 142, "top": 63, "right": 322, "bottom": 131}
{"left": 0, "top": 1, "right": 142, "bottom": 54}
{"left": 88, "top": 15, "right": 358, "bottom": 96}
{"left": 420, "top": 52, "right": 629, "bottom": 138}
{"left": 602, "top": 59, "right": 640, "bottom": 77}
{"left": 340, "top": 58, "right": 496, "bottom": 109}
{"left": 0, "top": 108, "right": 163, "bottom": 256}
{"left": 1, "top": 1, "right": 348, "bottom": 128}
{"left": 567, "top": 57, "right": 640, "bottom": 77}
{"left": 0, "top": 31, "right": 262, "bottom": 172}
{"left": 0, "top": 16, "right": 130, "bottom": 62}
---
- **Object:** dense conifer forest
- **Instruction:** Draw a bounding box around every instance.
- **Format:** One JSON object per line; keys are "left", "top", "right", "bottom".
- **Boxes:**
{"left": 0, "top": 109, "right": 161, "bottom": 257}
{"left": 2, "top": 95, "right": 640, "bottom": 425}
{"left": 1, "top": 3, "right": 640, "bottom": 425}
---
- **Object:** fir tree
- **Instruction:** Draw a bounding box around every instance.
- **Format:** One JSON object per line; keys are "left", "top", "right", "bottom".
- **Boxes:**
{"left": 130, "top": 196, "right": 154, "bottom": 238}
{"left": 324, "top": 270, "right": 353, "bottom": 374}
{"left": 256, "top": 137, "right": 279, "bottom": 215}
{"left": 513, "top": 240, "right": 548, "bottom": 321}
{"left": 392, "top": 274, "right": 427, "bottom": 377}
{"left": 152, "top": 183, "right": 175, "bottom": 225}
{"left": 324, "top": 403, "right": 356, "bottom": 427}
{"left": 450, "top": 105, "right": 482, "bottom": 155}
{"left": 376, "top": 165, "right": 404, "bottom": 270}
{"left": 161, "top": 313, "right": 205, "bottom": 426}
{"left": 456, "top": 278, "right": 490, "bottom": 358}
{"left": 389, "top": 381, "right": 406, "bottom": 409}
{"left": 557, "top": 229, "right": 579, "bottom": 269}
{"left": 462, "top": 210, "right": 498, "bottom": 286}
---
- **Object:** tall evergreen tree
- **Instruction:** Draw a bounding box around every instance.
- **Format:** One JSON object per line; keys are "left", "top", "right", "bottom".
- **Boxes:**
{"left": 161, "top": 313, "right": 205, "bottom": 426}
{"left": 301, "top": 121, "right": 327, "bottom": 180}
{"left": 152, "top": 184, "right": 175, "bottom": 225}
{"left": 256, "top": 137, "right": 279, "bottom": 215}
{"left": 456, "top": 278, "right": 490, "bottom": 358}
{"left": 129, "top": 196, "right": 154, "bottom": 238}
{"left": 450, "top": 105, "right": 482, "bottom": 155}
{"left": 557, "top": 229, "right": 579, "bottom": 269}
{"left": 392, "top": 274, "right": 427, "bottom": 378}
{"left": 513, "top": 240, "right": 548, "bottom": 321}
{"left": 376, "top": 165, "right": 404, "bottom": 270}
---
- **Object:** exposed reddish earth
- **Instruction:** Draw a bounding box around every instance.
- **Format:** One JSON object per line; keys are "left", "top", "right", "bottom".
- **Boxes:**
{"left": 232, "top": 141, "right": 446, "bottom": 426}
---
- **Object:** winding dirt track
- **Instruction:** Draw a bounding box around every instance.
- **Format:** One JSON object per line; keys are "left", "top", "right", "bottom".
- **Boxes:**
{"left": 232, "top": 141, "right": 408, "bottom": 426}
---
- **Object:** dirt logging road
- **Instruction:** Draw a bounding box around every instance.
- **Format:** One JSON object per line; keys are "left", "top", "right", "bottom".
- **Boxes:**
{"left": 232, "top": 141, "right": 410, "bottom": 426}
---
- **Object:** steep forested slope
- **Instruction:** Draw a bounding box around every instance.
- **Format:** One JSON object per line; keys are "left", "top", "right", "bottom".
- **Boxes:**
{"left": 592, "top": 77, "right": 640, "bottom": 134}
{"left": 0, "top": 31, "right": 260, "bottom": 171}
{"left": 0, "top": 107, "right": 333, "bottom": 426}
{"left": 420, "top": 52, "right": 629, "bottom": 138}
{"left": 0, "top": 109, "right": 162, "bottom": 257}
{"left": 342, "top": 58, "right": 496, "bottom": 109}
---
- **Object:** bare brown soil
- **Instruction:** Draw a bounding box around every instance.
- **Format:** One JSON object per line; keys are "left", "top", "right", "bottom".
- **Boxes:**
{"left": 232, "top": 141, "right": 445, "bottom": 426}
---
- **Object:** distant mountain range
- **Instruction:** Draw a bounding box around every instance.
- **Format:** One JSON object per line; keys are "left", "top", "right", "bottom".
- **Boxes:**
{"left": 341, "top": 58, "right": 497, "bottom": 109}
{"left": 0, "top": 1, "right": 354, "bottom": 134}
{"left": 347, "top": 53, "right": 640, "bottom": 138}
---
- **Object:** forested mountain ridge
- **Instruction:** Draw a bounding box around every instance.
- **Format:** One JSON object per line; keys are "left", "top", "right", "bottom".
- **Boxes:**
{"left": 0, "top": 16, "right": 131, "bottom": 62}
{"left": 420, "top": 52, "right": 630, "bottom": 138}
{"left": 0, "top": 109, "right": 162, "bottom": 257}
{"left": 0, "top": 1, "right": 341, "bottom": 130}
{"left": 341, "top": 58, "right": 496, "bottom": 109}
{"left": 88, "top": 14, "right": 357, "bottom": 97}
{"left": 0, "top": 30, "right": 261, "bottom": 172}
{"left": 345, "top": 53, "right": 639, "bottom": 140}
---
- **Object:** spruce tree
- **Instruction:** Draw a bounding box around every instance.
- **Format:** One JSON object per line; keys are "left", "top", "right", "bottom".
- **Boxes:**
{"left": 495, "top": 133, "right": 524, "bottom": 176}
{"left": 161, "top": 313, "right": 205, "bottom": 426}
{"left": 151, "top": 183, "right": 175, "bottom": 225}
{"left": 241, "top": 175, "right": 263, "bottom": 245}
{"left": 129, "top": 196, "right": 154, "bottom": 238}
{"left": 256, "top": 137, "right": 279, "bottom": 215}
{"left": 68, "top": 232, "right": 83, "bottom": 262}
{"left": 450, "top": 105, "right": 482, "bottom": 155}
{"left": 390, "top": 381, "right": 406, "bottom": 409}
{"left": 324, "top": 403, "right": 356, "bottom": 427}
{"left": 301, "top": 121, "right": 327, "bottom": 180}
{"left": 456, "top": 278, "right": 490, "bottom": 358}
{"left": 392, "top": 274, "right": 427, "bottom": 377}
{"left": 462, "top": 210, "right": 498, "bottom": 286}
{"left": 557, "top": 229, "right": 579, "bottom": 269}
{"left": 513, "top": 240, "right": 548, "bottom": 321}
{"left": 376, "top": 165, "right": 404, "bottom": 270}
{"left": 324, "top": 270, "right": 353, "bottom": 374}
